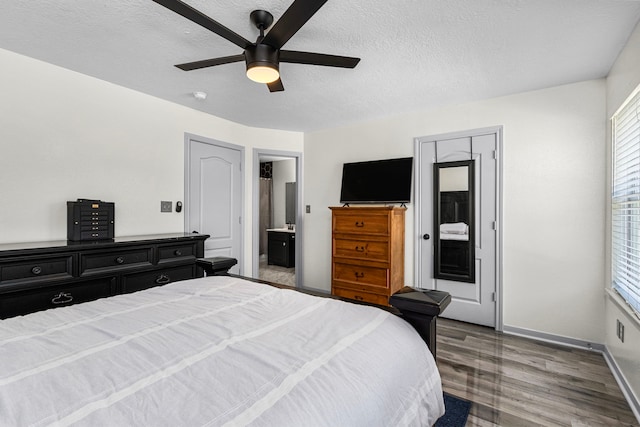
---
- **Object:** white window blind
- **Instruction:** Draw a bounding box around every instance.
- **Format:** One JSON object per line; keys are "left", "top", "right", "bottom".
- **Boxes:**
{"left": 612, "top": 88, "right": 640, "bottom": 316}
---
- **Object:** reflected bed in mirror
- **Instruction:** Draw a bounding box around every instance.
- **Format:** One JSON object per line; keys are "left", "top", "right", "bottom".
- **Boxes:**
{"left": 434, "top": 160, "right": 475, "bottom": 283}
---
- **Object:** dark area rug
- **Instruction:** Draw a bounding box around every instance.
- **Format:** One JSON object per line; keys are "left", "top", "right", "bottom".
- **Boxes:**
{"left": 435, "top": 392, "right": 472, "bottom": 427}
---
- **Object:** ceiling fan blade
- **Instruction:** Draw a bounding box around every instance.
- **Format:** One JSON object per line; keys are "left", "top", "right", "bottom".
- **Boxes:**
{"left": 267, "top": 78, "right": 285, "bottom": 92}
{"left": 261, "top": 0, "right": 328, "bottom": 49}
{"left": 152, "top": 0, "right": 252, "bottom": 49}
{"left": 175, "top": 54, "right": 245, "bottom": 71}
{"left": 280, "top": 50, "right": 360, "bottom": 68}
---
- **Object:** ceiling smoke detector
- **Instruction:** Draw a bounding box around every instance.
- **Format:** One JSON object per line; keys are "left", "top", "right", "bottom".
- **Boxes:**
{"left": 193, "top": 91, "right": 207, "bottom": 100}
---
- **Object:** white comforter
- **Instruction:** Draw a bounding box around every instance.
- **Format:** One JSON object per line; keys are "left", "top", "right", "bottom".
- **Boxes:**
{"left": 0, "top": 276, "right": 444, "bottom": 426}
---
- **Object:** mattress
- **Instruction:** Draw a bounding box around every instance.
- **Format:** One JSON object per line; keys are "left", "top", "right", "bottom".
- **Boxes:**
{"left": 0, "top": 276, "right": 444, "bottom": 426}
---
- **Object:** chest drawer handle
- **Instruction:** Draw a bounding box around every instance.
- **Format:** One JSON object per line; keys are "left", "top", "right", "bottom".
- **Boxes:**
{"left": 155, "top": 274, "right": 171, "bottom": 285}
{"left": 355, "top": 245, "right": 366, "bottom": 252}
{"left": 174, "top": 250, "right": 183, "bottom": 256}
{"left": 31, "top": 266, "right": 42, "bottom": 275}
{"left": 354, "top": 272, "right": 365, "bottom": 279}
{"left": 52, "top": 292, "right": 73, "bottom": 305}
{"left": 115, "top": 256, "right": 125, "bottom": 264}
{"left": 354, "top": 295, "right": 364, "bottom": 301}
{"left": 355, "top": 221, "right": 365, "bottom": 227}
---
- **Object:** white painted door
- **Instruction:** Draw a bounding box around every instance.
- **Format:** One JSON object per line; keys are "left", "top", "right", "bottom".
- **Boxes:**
{"left": 417, "top": 130, "right": 498, "bottom": 327}
{"left": 186, "top": 137, "right": 242, "bottom": 274}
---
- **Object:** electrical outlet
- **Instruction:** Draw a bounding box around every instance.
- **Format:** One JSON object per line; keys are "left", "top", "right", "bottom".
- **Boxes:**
{"left": 161, "top": 201, "right": 172, "bottom": 213}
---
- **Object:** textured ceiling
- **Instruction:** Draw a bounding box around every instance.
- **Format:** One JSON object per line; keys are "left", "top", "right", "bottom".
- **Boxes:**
{"left": 2, "top": 1, "right": 640, "bottom": 132}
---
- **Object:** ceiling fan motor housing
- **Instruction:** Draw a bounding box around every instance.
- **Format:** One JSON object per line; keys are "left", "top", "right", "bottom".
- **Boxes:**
{"left": 245, "top": 44, "right": 279, "bottom": 72}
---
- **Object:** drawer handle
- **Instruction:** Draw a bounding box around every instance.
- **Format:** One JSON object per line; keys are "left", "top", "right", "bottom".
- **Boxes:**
{"left": 31, "top": 266, "right": 42, "bottom": 275}
{"left": 115, "top": 256, "right": 125, "bottom": 264}
{"left": 174, "top": 250, "right": 183, "bottom": 256}
{"left": 282, "top": 242, "right": 286, "bottom": 247}
{"left": 355, "top": 245, "right": 366, "bottom": 252}
{"left": 52, "top": 292, "right": 73, "bottom": 305}
{"left": 354, "top": 272, "right": 365, "bottom": 279}
{"left": 155, "top": 274, "right": 171, "bottom": 285}
{"left": 355, "top": 221, "right": 365, "bottom": 227}
{"left": 354, "top": 295, "right": 364, "bottom": 301}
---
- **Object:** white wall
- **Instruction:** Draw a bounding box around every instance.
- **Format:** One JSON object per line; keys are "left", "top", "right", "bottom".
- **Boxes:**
{"left": 0, "top": 48, "right": 303, "bottom": 275}
{"left": 605, "top": 20, "right": 640, "bottom": 411}
{"left": 304, "top": 79, "right": 606, "bottom": 343}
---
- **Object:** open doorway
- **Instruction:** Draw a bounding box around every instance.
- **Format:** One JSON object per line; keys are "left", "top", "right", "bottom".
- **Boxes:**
{"left": 252, "top": 149, "right": 303, "bottom": 287}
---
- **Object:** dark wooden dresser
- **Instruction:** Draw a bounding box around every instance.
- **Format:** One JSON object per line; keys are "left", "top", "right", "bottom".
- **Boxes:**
{"left": 0, "top": 233, "right": 209, "bottom": 319}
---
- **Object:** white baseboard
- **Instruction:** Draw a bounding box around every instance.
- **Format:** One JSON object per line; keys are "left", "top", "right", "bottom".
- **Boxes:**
{"left": 503, "top": 325, "right": 605, "bottom": 352}
{"left": 503, "top": 325, "right": 640, "bottom": 423}
{"left": 602, "top": 346, "right": 640, "bottom": 423}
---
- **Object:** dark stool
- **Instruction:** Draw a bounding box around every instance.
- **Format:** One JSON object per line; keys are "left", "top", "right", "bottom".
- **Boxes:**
{"left": 389, "top": 288, "right": 451, "bottom": 357}
{"left": 196, "top": 257, "right": 238, "bottom": 276}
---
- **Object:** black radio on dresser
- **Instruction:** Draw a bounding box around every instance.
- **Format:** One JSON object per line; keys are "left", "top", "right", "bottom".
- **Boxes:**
{"left": 67, "top": 199, "right": 114, "bottom": 241}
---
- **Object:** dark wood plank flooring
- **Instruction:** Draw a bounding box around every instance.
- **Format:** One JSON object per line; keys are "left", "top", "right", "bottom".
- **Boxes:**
{"left": 436, "top": 318, "right": 639, "bottom": 426}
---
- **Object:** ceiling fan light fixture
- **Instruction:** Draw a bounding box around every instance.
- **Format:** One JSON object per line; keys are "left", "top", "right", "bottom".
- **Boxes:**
{"left": 246, "top": 64, "right": 279, "bottom": 83}
{"left": 245, "top": 44, "right": 280, "bottom": 84}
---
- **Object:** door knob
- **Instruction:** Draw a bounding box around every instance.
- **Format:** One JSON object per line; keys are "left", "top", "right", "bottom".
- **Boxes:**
{"left": 423, "top": 233, "right": 430, "bottom": 240}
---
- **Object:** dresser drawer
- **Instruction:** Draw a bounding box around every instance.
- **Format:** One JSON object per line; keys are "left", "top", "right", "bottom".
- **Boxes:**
{"left": 0, "top": 255, "right": 74, "bottom": 285}
{"left": 0, "top": 277, "right": 115, "bottom": 319}
{"left": 333, "top": 238, "right": 389, "bottom": 262}
{"left": 333, "top": 262, "right": 389, "bottom": 288}
{"left": 80, "top": 224, "right": 110, "bottom": 232}
{"left": 79, "top": 231, "right": 113, "bottom": 240}
{"left": 80, "top": 248, "right": 153, "bottom": 275}
{"left": 332, "top": 286, "right": 389, "bottom": 306}
{"left": 157, "top": 242, "right": 197, "bottom": 264}
{"left": 333, "top": 212, "right": 389, "bottom": 235}
{"left": 121, "top": 265, "right": 195, "bottom": 294}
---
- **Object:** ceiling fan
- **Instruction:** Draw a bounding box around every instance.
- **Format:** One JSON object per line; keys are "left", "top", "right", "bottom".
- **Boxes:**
{"left": 151, "top": 0, "right": 361, "bottom": 92}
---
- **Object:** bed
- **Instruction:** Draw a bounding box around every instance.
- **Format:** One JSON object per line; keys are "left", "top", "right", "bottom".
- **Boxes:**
{"left": 0, "top": 275, "right": 445, "bottom": 426}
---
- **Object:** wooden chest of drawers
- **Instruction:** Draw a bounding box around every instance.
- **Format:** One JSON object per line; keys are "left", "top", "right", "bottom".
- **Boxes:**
{"left": 330, "top": 206, "right": 406, "bottom": 305}
{"left": 0, "top": 233, "right": 208, "bottom": 319}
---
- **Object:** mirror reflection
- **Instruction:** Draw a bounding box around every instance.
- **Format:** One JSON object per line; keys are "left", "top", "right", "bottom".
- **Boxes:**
{"left": 434, "top": 160, "right": 475, "bottom": 282}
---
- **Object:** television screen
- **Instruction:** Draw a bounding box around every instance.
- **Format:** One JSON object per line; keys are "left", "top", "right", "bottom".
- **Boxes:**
{"left": 340, "top": 157, "right": 413, "bottom": 204}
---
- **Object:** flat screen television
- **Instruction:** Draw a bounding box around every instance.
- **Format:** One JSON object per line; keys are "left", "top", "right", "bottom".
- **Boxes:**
{"left": 340, "top": 157, "right": 413, "bottom": 204}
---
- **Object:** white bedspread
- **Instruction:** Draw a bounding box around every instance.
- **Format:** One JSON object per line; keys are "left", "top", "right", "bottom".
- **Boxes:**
{"left": 0, "top": 276, "right": 444, "bottom": 427}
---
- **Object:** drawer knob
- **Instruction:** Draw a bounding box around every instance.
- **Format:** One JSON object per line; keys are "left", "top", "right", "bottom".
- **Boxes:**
{"left": 355, "top": 245, "right": 366, "bottom": 252}
{"left": 355, "top": 221, "right": 365, "bottom": 227}
{"left": 51, "top": 292, "right": 73, "bottom": 305}
{"left": 354, "top": 295, "right": 364, "bottom": 301}
{"left": 174, "top": 250, "right": 183, "bottom": 256}
{"left": 355, "top": 272, "right": 365, "bottom": 279}
{"left": 115, "top": 256, "right": 125, "bottom": 264}
{"left": 155, "top": 274, "right": 171, "bottom": 285}
{"left": 31, "top": 266, "right": 42, "bottom": 275}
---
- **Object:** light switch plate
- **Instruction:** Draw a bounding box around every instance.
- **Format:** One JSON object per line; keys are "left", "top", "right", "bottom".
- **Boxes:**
{"left": 161, "top": 201, "right": 172, "bottom": 212}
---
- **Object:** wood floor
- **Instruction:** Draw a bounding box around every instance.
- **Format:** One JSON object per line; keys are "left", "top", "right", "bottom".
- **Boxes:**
{"left": 436, "top": 318, "right": 639, "bottom": 426}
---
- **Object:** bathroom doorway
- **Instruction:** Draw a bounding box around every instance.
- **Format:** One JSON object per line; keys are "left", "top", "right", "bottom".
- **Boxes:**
{"left": 252, "top": 149, "right": 303, "bottom": 288}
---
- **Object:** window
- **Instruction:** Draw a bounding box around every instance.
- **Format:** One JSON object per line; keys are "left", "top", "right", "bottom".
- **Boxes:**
{"left": 612, "top": 88, "right": 640, "bottom": 317}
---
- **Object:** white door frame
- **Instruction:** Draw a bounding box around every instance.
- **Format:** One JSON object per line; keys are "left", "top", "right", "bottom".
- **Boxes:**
{"left": 414, "top": 126, "right": 504, "bottom": 331}
{"left": 252, "top": 148, "right": 304, "bottom": 287}
{"left": 184, "top": 133, "right": 245, "bottom": 274}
